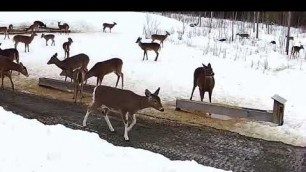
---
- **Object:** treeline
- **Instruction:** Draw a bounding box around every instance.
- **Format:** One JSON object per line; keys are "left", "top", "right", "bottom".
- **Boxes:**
{"left": 160, "top": 11, "right": 306, "bottom": 28}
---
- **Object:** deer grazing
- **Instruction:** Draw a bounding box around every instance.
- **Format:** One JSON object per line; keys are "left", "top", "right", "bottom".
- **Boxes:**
{"left": 26, "top": 23, "right": 39, "bottom": 32}
{"left": 83, "top": 86, "right": 164, "bottom": 141}
{"left": 0, "top": 57, "right": 29, "bottom": 91}
{"left": 0, "top": 26, "right": 9, "bottom": 39}
{"left": 151, "top": 31, "right": 170, "bottom": 47}
{"left": 136, "top": 37, "right": 161, "bottom": 61}
{"left": 13, "top": 32, "right": 37, "bottom": 53}
{"left": 102, "top": 22, "right": 117, "bottom": 33}
{"left": 291, "top": 45, "right": 304, "bottom": 59}
{"left": 0, "top": 43, "right": 19, "bottom": 64}
{"left": 236, "top": 33, "right": 250, "bottom": 39}
{"left": 58, "top": 22, "right": 70, "bottom": 34}
{"left": 190, "top": 63, "right": 215, "bottom": 102}
{"left": 47, "top": 52, "right": 89, "bottom": 82}
{"left": 34, "top": 21, "right": 47, "bottom": 28}
{"left": 63, "top": 37, "right": 73, "bottom": 58}
{"left": 41, "top": 33, "right": 55, "bottom": 46}
{"left": 60, "top": 67, "right": 87, "bottom": 103}
{"left": 85, "top": 58, "right": 124, "bottom": 88}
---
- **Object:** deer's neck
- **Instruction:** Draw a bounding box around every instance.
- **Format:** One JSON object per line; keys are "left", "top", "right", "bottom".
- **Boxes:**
{"left": 138, "top": 96, "right": 151, "bottom": 110}
{"left": 53, "top": 58, "right": 66, "bottom": 70}
{"left": 138, "top": 42, "right": 144, "bottom": 48}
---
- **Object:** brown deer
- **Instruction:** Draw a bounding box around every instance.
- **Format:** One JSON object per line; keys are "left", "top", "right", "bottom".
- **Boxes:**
{"left": 26, "top": 23, "right": 39, "bottom": 32}
{"left": 291, "top": 45, "right": 304, "bottom": 59}
{"left": 0, "top": 26, "right": 9, "bottom": 39}
{"left": 190, "top": 63, "right": 215, "bottom": 102}
{"left": 13, "top": 32, "right": 37, "bottom": 53}
{"left": 58, "top": 22, "right": 70, "bottom": 34}
{"left": 102, "top": 22, "right": 117, "bottom": 33}
{"left": 83, "top": 85, "right": 164, "bottom": 141}
{"left": 47, "top": 52, "right": 89, "bottom": 82}
{"left": 85, "top": 58, "right": 124, "bottom": 88}
{"left": 41, "top": 33, "right": 55, "bottom": 46}
{"left": 34, "top": 21, "right": 47, "bottom": 28}
{"left": 63, "top": 37, "right": 73, "bottom": 58}
{"left": 151, "top": 31, "right": 170, "bottom": 47}
{"left": 0, "top": 57, "right": 29, "bottom": 91}
{"left": 136, "top": 37, "right": 161, "bottom": 61}
{"left": 60, "top": 67, "right": 87, "bottom": 103}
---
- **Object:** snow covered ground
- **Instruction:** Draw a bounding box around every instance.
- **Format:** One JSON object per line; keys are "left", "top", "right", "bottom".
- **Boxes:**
{"left": 0, "top": 12, "right": 305, "bottom": 147}
{"left": 0, "top": 107, "right": 229, "bottom": 172}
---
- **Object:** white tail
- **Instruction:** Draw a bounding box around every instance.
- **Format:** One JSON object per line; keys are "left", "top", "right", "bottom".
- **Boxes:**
{"left": 83, "top": 85, "right": 164, "bottom": 141}
{"left": 85, "top": 58, "right": 124, "bottom": 88}
{"left": 13, "top": 32, "right": 37, "bottom": 53}
{"left": 136, "top": 37, "right": 161, "bottom": 61}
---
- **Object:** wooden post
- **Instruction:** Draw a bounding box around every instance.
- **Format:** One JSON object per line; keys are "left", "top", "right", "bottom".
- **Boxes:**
{"left": 271, "top": 94, "right": 287, "bottom": 126}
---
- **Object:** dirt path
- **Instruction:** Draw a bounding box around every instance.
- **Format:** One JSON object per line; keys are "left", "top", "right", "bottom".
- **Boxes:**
{"left": 0, "top": 85, "right": 306, "bottom": 172}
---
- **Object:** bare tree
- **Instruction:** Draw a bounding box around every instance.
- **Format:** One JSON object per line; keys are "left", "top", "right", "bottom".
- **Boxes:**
{"left": 209, "top": 11, "right": 213, "bottom": 33}
{"left": 231, "top": 12, "right": 237, "bottom": 42}
{"left": 286, "top": 11, "right": 292, "bottom": 55}
{"left": 256, "top": 12, "right": 260, "bottom": 39}
{"left": 253, "top": 12, "right": 256, "bottom": 32}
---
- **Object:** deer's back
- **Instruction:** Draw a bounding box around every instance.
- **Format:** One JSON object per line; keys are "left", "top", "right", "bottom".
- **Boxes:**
{"left": 94, "top": 85, "right": 143, "bottom": 112}
{"left": 88, "top": 58, "right": 122, "bottom": 76}
{"left": 141, "top": 42, "right": 160, "bottom": 50}
{"left": 62, "top": 53, "right": 89, "bottom": 69}
{"left": 0, "top": 27, "right": 7, "bottom": 31}
{"left": 0, "top": 49, "right": 18, "bottom": 60}
{"left": 13, "top": 35, "right": 30, "bottom": 42}
{"left": 151, "top": 34, "right": 166, "bottom": 40}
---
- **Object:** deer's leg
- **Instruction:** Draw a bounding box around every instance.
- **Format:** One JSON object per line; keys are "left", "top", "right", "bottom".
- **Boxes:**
{"left": 103, "top": 108, "right": 115, "bottom": 132}
{"left": 127, "top": 114, "right": 136, "bottom": 132}
{"left": 46, "top": 40, "right": 48, "bottom": 46}
{"left": 52, "top": 39, "right": 55, "bottom": 46}
{"left": 96, "top": 77, "right": 99, "bottom": 86}
{"left": 143, "top": 51, "right": 146, "bottom": 61}
{"left": 115, "top": 72, "right": 120, "bottom": 88}
{"left": 199, "top": 88, "right": 204, "bottom": 102}
{"left": 83, "top": 101, "right": 101, "bottom": 127}
{"left": 8, "top": 74, "right": 14, "bottom": 91}
{"left": 190, "top": 85, "right": 196, "bottom": 100}
{"left": 98, "top": 76, "right": 104, "bottom": 86}
{"left": 122, "top": 111, "right": 130, "bottom": 141}
{"left": 154, "top": 51, "right": 159, "bottom": 61}
{"left": 73, "top": 80, "right": 77, "bottom": 101}
{"left": 24, "top": 43, "right": 26, "bottom": 53}
{"left": 14, "top": 42, "right": 18, "bottom": 49}
{"left": 121, "top": 72, "right": 124, "bottom": 89}
{"left": 208, "top": 90, "right": 213, "bottom": 103}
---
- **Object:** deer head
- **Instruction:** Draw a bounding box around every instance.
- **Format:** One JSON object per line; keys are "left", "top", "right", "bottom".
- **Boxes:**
{"left": 202, "top": 63, "right": 214, "bottom": 76}
{"left": 19, "top": 62, "right": 29, "bottom": 77}
{"left": 145, "top": 87, "right": 164, "bottom": 112}
{"left": 113, "top": 22, "right": 117, "bottom": 25}
{"left": 47, "top": 53, "right": 58, "bottom": 65}
{"left": 68, "top": 38, "right": 73, "bottom": 43}
{"left": 41, "top": 33, "right": 45, "bottom": 38}
{"left": 300, "top": 45, "right": 304, "bottom": 49}
{"left": 135, "top": 37, "right": 142, "bottom": 43}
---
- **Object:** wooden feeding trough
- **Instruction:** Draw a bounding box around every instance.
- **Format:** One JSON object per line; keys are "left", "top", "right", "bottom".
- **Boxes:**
{"left": 176, "top": 94, "right": 287, "bottom": 126}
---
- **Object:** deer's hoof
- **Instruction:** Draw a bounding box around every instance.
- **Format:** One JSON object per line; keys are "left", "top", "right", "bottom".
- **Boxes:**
{"left": 111, "top": 130, "right": 116, "bottom": 133}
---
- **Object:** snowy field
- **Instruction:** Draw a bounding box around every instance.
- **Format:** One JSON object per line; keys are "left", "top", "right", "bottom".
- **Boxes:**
{"left": 0, "top": 12, "right": 306, "bottom": 147}
{"left": 0, "top": 107, "right": 229, "bottom": 172}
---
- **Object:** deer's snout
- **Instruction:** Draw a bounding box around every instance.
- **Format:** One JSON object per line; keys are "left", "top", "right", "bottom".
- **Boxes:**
{"left": 159, "top": 107, "right": 164, "bottom": 112}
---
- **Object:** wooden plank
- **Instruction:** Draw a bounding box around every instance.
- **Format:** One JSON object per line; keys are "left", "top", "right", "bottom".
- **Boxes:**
{"left": 38, "top": 77, "right": 95, "bottom": 94}
{"left": 176, "top": 99, "right": 274, "bottom": 123}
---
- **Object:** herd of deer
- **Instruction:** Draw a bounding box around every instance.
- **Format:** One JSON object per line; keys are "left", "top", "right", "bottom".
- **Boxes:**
{"left": 0, "top": 19, "right": 216, "bottom": 141}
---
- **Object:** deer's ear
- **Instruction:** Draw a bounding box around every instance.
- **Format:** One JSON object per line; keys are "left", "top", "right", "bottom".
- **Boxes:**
{"left": 154, "top": 87, "right": 160, "bottom": 96}
{"left": 145, "top": 89, "right": 151, "bottom": 97}
{"left": 208, "top": 63, "right": 211, "bottom": 68}
{"left": 202, "top": 63, "right": 207, "bottom": 68}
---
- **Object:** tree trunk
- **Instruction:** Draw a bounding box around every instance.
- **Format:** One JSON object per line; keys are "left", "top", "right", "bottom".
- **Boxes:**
{"left": 286, "top": 11, "right": 292, "bottom": 55}
{"left": 209, "top": 11, "right": 213, "bottom": 33}
{"left": 253, "top": 12, "right": 256, "bottom": 32}
{"left": 256, "top": 12, "right": 260, "bottom": 39}
{"left": 232, "top": 12, "right": 236, "bottom": 42}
